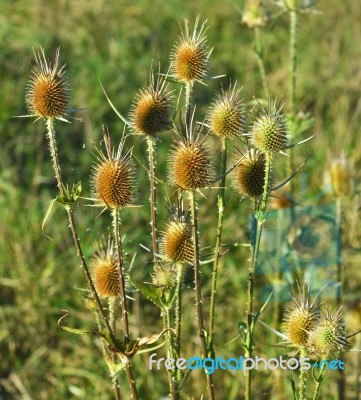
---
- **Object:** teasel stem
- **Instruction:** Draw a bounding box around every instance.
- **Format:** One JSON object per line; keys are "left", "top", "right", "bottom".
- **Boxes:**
{"left": 189, "top": 190, "right": 215, "bottom": 400}
{"left": 45, "top": 118, "right": 116, "bottom": 344}
{"left": 312, "top": 362, "right": 326, "bottom": 400}
{"left": 175, "top": 263, "right": 184, "bottom": 362}
{"left": 147, "top": 135, "right": 159, "bottom": 264}
{"left": 245, "top": 151, "right": 272, "bottom": 400}
{"left": 185, "top": 82, "right": 193, "bottom": 128}
{"left": 288, "top": 9, "right": 298, "bottom": 193}
{"left": 108, "top": 297, "right": 122, "bottom": 400}
{"left": 112, "top": 208, "right": 139, "bottom": 400}
{"left": 209, "top": 137, "right": 227, "bottom": 353}
{"left": 336, "top": 199, "right": 346, "bottom": 400}
{"left": 254, "top": 27, "right": 270, "bottom": 98}
{"left": 298, "top": 346, "right": 307, "bottom": 400}
{"left": 164, "top": 309, "right": 179, "bottom": 399}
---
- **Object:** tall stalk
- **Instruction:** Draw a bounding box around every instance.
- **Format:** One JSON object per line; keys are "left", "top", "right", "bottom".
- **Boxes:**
{"left": 312, "top": 363, "right": 326, "bottom": 400}
{"left": 298, "top": 346, "right": 307, "bottom": 400}
{"left": 209, "top": 137, "right": 227, "bottom": 353}
{"left": 189, "top": 190, "right": 215, "bottom": 400}
{"left": 254, "top": 27, "right": 270, "bottom": 98}
{"left": 109, "top": 297, "right": 121, "bottom": 400}
{"left": 112, "top": 209, "right": 139, "bottom": 400}
{"left": 245, "top": 152, "right": 272, "bottom": 400}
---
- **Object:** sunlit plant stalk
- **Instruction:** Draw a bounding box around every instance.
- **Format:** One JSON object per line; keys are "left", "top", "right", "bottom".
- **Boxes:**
{"left": 254, "top": 27, "right": 270, "bottom": 98}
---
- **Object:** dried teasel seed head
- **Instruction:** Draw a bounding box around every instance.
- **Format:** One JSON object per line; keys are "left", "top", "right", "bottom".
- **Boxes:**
{"left": 91, "top": 134, "right": 135, "bottom": 209}
{"left": 169, "top": 140, "right": 212, "bottom": 190}
{"left": 308, "top": 308, "right": 349, "bottom": 358}
{"left": 91, "top": 246, "right": 120, "bottom": 298}
{"left": 252, "top": 100, "right": 288, "bottom": 153}
{"left": 26, "top": 47, "right": 70, "bottom": 120}
{"left": 283, "top": 286, "right": 321, "bottom": 348}
{"left": 161, "top": 221, "right": 193, "bottom": 264}
{"left": 152, "top": 264, "right": 178, "bottom": 289}
{"left": 242, "top": 0, "right": 268, "bottom": 29}
{"left": 234, "top": 150, "right": 267, "bottom": 197}
{"left": 208, "top": 84, "right": 244, "bottom": 139}
{"left": 130, "top": 70, "right": 173, "bottom": 136}
{"left": 330, "top": 156, "right": 353, "bottom": 198}
{"left": 171, "top": 17, "right": 210, "bottom": 83}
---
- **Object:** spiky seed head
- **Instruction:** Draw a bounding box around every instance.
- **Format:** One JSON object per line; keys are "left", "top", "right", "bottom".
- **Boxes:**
{"left": 161, "top": 221, "right": 193, "bottom": 264}
{"left": 171, "top": 18, "right": 209, "bottom": 83}
{"left": 234, "top": 150, "right": 267, "bottom": 197}
{"left": 152, "top": 264, "right": 178, "bottom": 289}
{"left": 242, "top": 0, "right": 268, "bottom": 29}
{"left": 130, "top": 71, "right": 173, "bottom": 136}
{"left": 26, "top": 47, "right": 70, "bottom": 120}
{"left": 252, "top": 100, "right": 288, "bottom": 153}
{"left": 169, "top": 141, "right": 212, "bottom": 190}
{"left": 308, "top": 308, "right": 349, "bottom": 358}
{"left": 91, "top": 248, "right": 120, "bottom": 298}
{"left": 208, "top": 85, "right": 244, "bottom": 138}
{"left": 283, "top": 287, "right": 320, "bottom": 347}
{"left": 91, "top": 134, "right": 135, "bottom": 209}
{"left": 330, "top": 156, "right": 353, "bottom": 198}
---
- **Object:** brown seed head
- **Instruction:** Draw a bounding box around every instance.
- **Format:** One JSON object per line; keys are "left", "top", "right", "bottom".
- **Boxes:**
{"left": 91, "top": 134, "right": 135, "bottom": 209}
{"left": 161, "top": 221, "right": 193, "bottom": 264}
{"left": 26, "top": 47, "right": 70, "bottom": 120}
{"left": 234, "top": 150, "right": 267, "bottom": 197}
{"left": 171, "top": 18, "right": 209, "bottom": 83}
{"left": 130, "top": 70, "right": 172, "bottom": 136}
{"left": 252, "top": 100, "right": 288, "bottom": 153}
{"left": 91, "top": 249, "right": 120, "bottom": 298}
{"left": 208, "top": 84, "right": 244, "bottom": 139}
{"left": 283, "top": 286, "right": 321, "bottom": 347}
{"left": 330, "top": 156, "right": 353, "bottom": 198}
{"left": 308, "top": 308, "right": 349, "bottom": 358}
{"left": 169, "top": 140, "right": 212, "bottom": 190}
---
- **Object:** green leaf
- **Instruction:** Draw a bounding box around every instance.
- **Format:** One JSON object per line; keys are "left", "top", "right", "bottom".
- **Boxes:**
{"left": 126, "top": 273, "right": 165, "bottom": 309}
{"left": 42, "top": 199, "right": 57, "bottom": 240}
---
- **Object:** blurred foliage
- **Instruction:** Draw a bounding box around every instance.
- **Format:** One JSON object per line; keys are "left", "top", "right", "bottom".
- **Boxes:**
{"left": 0, "top": 0, "right": 360, "bottom": 399}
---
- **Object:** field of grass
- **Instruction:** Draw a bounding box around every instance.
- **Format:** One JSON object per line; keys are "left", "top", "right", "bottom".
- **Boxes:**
{"left": 0, "top": 0, "right": 360, "bottom": 399}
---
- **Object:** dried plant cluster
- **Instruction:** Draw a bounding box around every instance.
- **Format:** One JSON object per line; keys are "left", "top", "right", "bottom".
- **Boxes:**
{"left": 23, "top": 7, "right": 358, "bottom": 400}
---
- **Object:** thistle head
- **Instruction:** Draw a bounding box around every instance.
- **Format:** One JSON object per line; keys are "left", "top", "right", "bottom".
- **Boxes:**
{"left": 169, "top": 138, "right": 212, "bottom": 190}
{"left": 91, "top": 132, "right": 135, "bottom": 209}
{"left": 234, "top": 149, "right": 267, "bottom": 198}
{"left": 242, "top": 0, "right": 268, "bottom": 29}
{"left": 160, "top": 220, "right": 193, "bottom": 264}
{"left": 130, "top": 68, "right": 173, "bottom": 136}
{"left": 208, "top": 84, "right": 244, "bottom": 139}
{"left": 283, "top": 284, "right": 321, "bottom": 348}
{"left": 91, "top": 240, "right": 120, "bottom": 298}
{"left": 308, "top": 308, "right": 349, "bottom": 358}
{"left": 251, "top": 99, "right": 288, "bottom": 153}
{"left": 152, "top": 264, "right": 178, "bottom": 289}
{"left": 26, "top": 46, "right": 70, "bottom": 120}
{"left": 330, "top": 155, "right": 353, "bottom": 198}
{"left": 171, "top": 17, "right": 210, "bottom": 83}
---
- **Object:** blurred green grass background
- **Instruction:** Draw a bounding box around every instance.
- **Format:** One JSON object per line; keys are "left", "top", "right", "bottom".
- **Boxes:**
{"left": 0, "top": 0, "right": 360, "bottom": 399}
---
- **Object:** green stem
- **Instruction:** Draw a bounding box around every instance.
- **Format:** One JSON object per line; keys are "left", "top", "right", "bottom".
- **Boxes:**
{"left": 209, "top": 138, "right": 227, "bottom": 353}
{"left": 164, "top": 309, "right": 178, "bottom": 400}
{"left": 147, "top": 135, "right": 159, "bottom": 264}
{"left": 175, "top": 263, "right": 183, "bottom": 362}
{"left": 112, "top": 209, "right": 139, "bottom": 400}
{"left": 109, "top": 297, "right": 121, "bottom": 400}
{"left": 254, "top": 27, "right": 270, "bottom": 98}
{"left": 45, "top": 118, "right": 116, "bottom": 344}
{"left": 245, "top": 152, "right": 272, "bottom": 400}
{"left": 185, "top": 81, "right": 193, "bottom": 128}
{"left": 299, "top": 346, "right": 307, "bottom": 400}
{"left": 189, "top": 190, "right": 215, "bottom": 400}
{"left": 312, "top": 363, "right": 326, "bottom": 400}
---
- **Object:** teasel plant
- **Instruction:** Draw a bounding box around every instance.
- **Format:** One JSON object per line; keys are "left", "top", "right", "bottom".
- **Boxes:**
{"left": 237, "top": 97, "right": 311, "bottom": 400}
{"left": 206, "top": 83, "right": 244, "bottom": 359}
{"left": 90, "top": 130, "right": 139, "bottom": 399}
{"left": 21, "top": 46, "right": 128, "bottom": 399}
{"left": 169, "top": 117, "right": 215, "bottom": 399}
